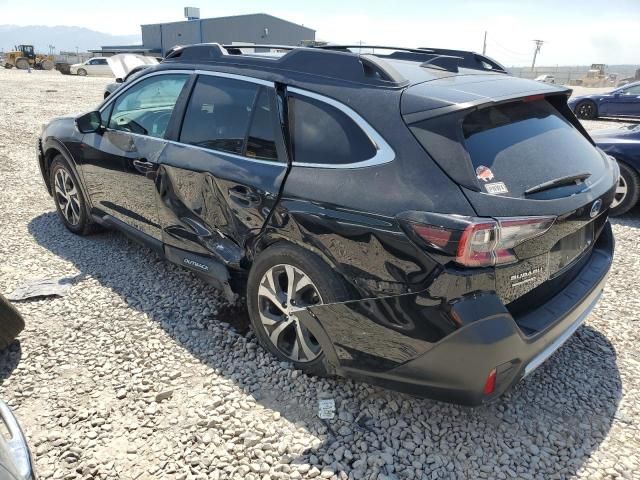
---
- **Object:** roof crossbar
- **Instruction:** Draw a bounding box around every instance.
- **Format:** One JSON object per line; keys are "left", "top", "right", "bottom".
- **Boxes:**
{"left": 315, "top": 44, "right": 508, "bottom": 74}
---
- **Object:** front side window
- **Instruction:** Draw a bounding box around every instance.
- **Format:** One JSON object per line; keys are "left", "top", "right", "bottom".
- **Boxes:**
{"left": 288, "top": 94, "right": 377, "bottom": 165}
{"left": 180, "top": 76, "right": 259, "bottom": 155}
{"left": 108, "top": 74, "right": 188, "bottom": 138}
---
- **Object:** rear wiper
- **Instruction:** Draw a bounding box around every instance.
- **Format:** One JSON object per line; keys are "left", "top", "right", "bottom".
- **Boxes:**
{"left": 524, "top": 172, "right": 591, "bottom": 196}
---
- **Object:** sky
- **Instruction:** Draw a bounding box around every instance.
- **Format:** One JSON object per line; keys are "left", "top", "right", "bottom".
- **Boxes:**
{"left": 1, "top": 0, "right": 639, "bottom": 66}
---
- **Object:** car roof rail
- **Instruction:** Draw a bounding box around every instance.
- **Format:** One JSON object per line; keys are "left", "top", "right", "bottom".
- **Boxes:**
{"left": 316, "top": 44, "right": 508, "bottom": 74}
{"left": 418, "top": 47, "right": 508, "bottom": 73}
{"left": 163, "top": 43, "right": 409, "bottom": 86}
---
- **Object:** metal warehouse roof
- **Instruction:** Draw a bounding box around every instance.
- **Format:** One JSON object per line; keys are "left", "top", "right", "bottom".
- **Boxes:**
{"left": 140, "top": 13, "right": 316, "bottom": 33}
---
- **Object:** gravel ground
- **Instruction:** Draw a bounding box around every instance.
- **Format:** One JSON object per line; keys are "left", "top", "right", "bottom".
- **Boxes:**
{"left": 0, "top": 68, "right": 639, "bottom": 480}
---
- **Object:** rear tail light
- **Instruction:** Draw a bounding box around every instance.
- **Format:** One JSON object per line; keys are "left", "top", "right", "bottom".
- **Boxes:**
{"left": 406, "top": 215, "right": 555, "bottom": 267}
{"left": 483, "top": 368, "right": 497, "bottom": 395}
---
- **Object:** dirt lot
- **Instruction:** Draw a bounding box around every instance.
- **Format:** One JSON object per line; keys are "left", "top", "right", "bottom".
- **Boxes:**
{"left": 0, "top": 68, "right": 639, "bottom": 480}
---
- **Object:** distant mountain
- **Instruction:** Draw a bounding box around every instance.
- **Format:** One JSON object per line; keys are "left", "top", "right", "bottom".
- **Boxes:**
{"left": 0, "top": 25, "right": 141, "bottom": 53}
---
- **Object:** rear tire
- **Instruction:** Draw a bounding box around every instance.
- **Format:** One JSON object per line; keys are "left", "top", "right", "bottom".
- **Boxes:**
{"left": 247, "top": 243, "right": 352, "bottom": 376}
{"left": 50, "top": 155, "right": 100, "bottom": 235}
{"left": 610, "top": 161, "right": 640, "bottom": 216}
{"left": 575, "top": 100, "right": 598, "bottom": 119}
{"left": 15, "top": 57, "right": 29, "bottom": 70}
{"left": 77, "top": 68, "right": 87, "bottom": 76}
{"left": 0, "top": 295, "right": 25, "bottom": 351}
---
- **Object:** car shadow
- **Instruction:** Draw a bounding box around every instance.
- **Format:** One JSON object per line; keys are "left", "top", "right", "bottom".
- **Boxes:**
{"left": 0, "top": 340, "right": 22, "bottom": 384}
{"left": 27, "top": 211, "right": 622, "bottom": 478}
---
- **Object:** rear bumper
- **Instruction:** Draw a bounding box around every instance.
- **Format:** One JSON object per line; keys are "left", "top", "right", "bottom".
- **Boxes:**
{"left": 297, "top": 222, "right": 613, "bottom": 405}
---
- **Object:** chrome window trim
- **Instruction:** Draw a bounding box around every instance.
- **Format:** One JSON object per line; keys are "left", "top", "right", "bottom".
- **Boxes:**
{"left": 287, "top": 87, "right": 395, "bottom": 169}
{"left": 100, "top": 68, "right": 282, "bottom": 164}
{"left": 99, "top": 69, "right": 394, "bottom": 169}
{"left": 100, "top": 69, "right": 275, "bottom": 113}
{"left": 195, "top": 69, "right": 275, "bottom": 87}
{"left": 165, "top": 139, "right": 287, "bottom": 166}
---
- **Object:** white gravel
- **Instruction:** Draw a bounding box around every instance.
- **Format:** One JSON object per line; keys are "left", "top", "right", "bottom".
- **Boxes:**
{"left": 0, "top": 68, "right": 639, "bottom": 480}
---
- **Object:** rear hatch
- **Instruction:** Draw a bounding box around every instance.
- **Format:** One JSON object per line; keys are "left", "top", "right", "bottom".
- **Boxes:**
{"left": 402, "top": 75, "right": 617, "bottom": 309}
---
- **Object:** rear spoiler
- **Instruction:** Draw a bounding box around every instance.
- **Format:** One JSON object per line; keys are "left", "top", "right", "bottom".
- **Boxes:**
{"left": 403, "top": 90, "right": 594, "bottom": 146}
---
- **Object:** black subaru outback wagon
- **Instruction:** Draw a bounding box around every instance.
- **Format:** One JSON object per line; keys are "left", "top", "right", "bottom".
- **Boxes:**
{"left": 37, "top": 44, "right": 616, "bottom": 405}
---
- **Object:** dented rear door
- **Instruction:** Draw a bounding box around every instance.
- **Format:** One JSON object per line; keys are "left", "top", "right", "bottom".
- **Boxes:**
{"left": 156, "top": 73, "right": 288, "bottom": 266}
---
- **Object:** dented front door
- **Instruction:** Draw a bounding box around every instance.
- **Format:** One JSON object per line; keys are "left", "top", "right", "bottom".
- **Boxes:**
{"left": 156, "top": 75, "right": 288, "bottom": 266}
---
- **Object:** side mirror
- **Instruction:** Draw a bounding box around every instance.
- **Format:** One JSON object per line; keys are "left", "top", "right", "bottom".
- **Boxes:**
{"left": 613, "top": 92, "right": 621, "bottom": 98}
{"left": 115, "top": 77, "right": 123, "bottom": 83}
{"left": 76, "top": 111, "right": 102, "bottom": 133}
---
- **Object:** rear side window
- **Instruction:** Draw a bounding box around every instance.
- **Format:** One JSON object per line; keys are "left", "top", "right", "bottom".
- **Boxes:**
{"left": 180, "top": 76, "right": 259, "bottom": 155}
{"left": 245, "top": 88, "right": 279, "bottom": 161}
{"left": 288, "top": 94, "right": 376, "bottom": 165}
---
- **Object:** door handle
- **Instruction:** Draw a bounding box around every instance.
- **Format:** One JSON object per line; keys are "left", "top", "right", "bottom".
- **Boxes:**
{"left": 229, "top": 186, "right": 261, "bottom": 207}
{"left": 132, "top": 159, "right": 155, "bottom": 174}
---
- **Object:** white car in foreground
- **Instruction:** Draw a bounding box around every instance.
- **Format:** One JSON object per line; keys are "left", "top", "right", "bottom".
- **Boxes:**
{"left": 69, "top": 57, "right": 112, "bottom": 76}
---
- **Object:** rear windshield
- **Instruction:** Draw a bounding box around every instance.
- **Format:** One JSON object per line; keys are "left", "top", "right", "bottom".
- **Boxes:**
{"left": 410, "top": 99, "right": 606, "bottom": 198}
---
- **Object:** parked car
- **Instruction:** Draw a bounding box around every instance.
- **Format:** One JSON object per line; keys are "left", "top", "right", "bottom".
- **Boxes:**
{"left": 535, "top": 74, "right": 555, "bottom": 84}
{"left": 569, "top": 81, "right": 640, "bottom": 119}
{"left": 69, "top": 57, "right": 111, "bottom": 76}
{"left": 103, "top": 66, "right": 147, "bottom": 98}
{"left": 104, "top": 54, "right": 159, "bottom": 98}
{"left": 591, "top": 124, "right": 640, "bottom": 215}
{"left": 37, "top": 43, "right": 616, "bottom": 405}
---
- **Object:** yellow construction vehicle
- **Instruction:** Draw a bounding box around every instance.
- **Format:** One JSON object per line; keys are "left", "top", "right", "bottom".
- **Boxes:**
{"left": 581, "top": 64, "right": 612, "bottom": 88}
{"left": 3, "top": 45, "right": 54, "bottom": 70}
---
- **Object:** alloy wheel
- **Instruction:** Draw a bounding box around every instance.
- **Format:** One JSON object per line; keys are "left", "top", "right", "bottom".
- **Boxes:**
{"left": 54, "top": 168, "right": 81, "bottom": 225}
{"left": 257, "top": 264, "right": 323, "bottom": 363}
{"left": 577, "top": 102, "right": 595, "bottom": 119}
{"left": 611, "top": 174, "right": 628, "bottom": 209}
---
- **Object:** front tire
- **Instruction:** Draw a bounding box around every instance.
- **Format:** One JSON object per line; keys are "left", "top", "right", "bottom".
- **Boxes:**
{"left": 77, "top": 68, "right": 87, "bottom": 76}
{"left": 15, "top": 57, "right": 29, "bottom": 70}
{"left": 247, "top": 243, "right": 351, "bottom": 376}
{"left": 610, "top": 161, "right": 640, "bottom": 216}
{"left": 575, "top": 100, "right": 598, "bottom": 119}
{"left": 50, "top": 155, "right": 99, "bottom": 235}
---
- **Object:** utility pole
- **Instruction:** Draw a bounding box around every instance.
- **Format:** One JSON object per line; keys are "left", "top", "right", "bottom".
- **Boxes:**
{"left": 482, "top": 31, "right": 487, "bottom": 55}
{"left": 531, "top": 39, "right": 544, "bottom": 71}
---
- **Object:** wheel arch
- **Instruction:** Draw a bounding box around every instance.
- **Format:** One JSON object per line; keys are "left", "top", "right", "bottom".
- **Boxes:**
{"left": 246, "top": 230, "right": 362, "bottom": 301}
{"left": 247, "top": 231, "right": 343, "bottom": 275}
{"left": 42, "top": 140, "right": 93, "bottom": 213}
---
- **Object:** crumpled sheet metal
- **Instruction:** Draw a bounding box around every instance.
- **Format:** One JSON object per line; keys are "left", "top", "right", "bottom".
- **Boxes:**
{"left": 6, "top": 275, "right": 84, "bottom": 301}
